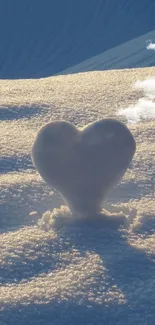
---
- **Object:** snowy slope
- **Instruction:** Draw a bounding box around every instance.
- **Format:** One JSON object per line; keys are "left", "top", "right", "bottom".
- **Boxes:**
{"left": 1, "top": 1, "right": 155, "bottom": 324}
{"left": 1, "top": 67, "right": 155, "bottom": 324}
{"left": 61, "top": 30, "right": 155, "bottom": 74}
{"left": 0, "top": 0, "right": 155, "bottom": 79}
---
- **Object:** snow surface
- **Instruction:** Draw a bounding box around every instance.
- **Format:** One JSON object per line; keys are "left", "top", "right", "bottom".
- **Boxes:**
{"left": 1, "top": 66, "right": 155, "bottom": 325}
{"left": 147, "top": 40, "right": 155, "bottom": 51}
{"left": 1, "top": 1, "right": 155, "bottom": 324}
{"left": 118, "top": 43, "right": 155, "bottom": 122}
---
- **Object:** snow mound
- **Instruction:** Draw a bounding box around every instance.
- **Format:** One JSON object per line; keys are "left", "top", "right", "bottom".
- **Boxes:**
{"left": 147, "top": 40, "right": 155, "bottom": 51}
{"left": 118, "top": 77, "right": 155, "bottom": 122}
{"left": 37, "top": 205, "right": 137, "bottom": 231}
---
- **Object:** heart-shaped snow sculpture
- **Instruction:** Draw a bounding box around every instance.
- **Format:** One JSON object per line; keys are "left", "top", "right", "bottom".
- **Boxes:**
{"left": 32, "top": 119, "right": 136, "bottom": 218}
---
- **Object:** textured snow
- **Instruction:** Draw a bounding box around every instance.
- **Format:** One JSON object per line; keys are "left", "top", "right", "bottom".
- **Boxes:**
{"left": 118, "top": 77, "right": 155, "bottom": 122}
{"left": 147, "top": 40, "right": 155, "bottom": 51}
{"left": 1, "top": 67, "right": 155, "bottom": 325}
{"left": 1, "top": 1, "right": 155, "bottom": 324}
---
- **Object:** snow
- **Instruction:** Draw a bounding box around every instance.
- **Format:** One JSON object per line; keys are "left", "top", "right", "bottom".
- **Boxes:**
{"left": 1, "top": 67, "right": 155, "bottom": 325}
{"left": 0, "top": 0, "right": 155, "bottom": 78}
{"left": 1, "top": 1, "right": 155, "bottom": 324}
{"left": 118, "top": 43, "right": 155, "bottom": 123}
{"left": 117, "top": 77, "right": 155, "bottom": 122}
{"left": 61, "top": 30, "right": 155, "bottom": 75}
{"left": 147, "top": 40, "right": 155, "bottom": 51}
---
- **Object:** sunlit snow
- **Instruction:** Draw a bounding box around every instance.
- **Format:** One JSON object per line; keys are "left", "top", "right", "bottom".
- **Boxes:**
{"left": 1, "top": 1, "right": 155, "bottom": 325}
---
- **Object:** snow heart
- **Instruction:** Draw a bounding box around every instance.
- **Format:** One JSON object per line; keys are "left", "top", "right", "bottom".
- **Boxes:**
{"left": 32, "top": 119, "right": 136, "bottom": 218}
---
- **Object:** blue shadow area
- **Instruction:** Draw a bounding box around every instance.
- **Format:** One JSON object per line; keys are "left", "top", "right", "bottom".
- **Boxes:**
{"left": 0, "top": 105, "right": 46, "bottom": 121}
{"left": 0, "top": 227, "right": 155, "bottom": 324}
{"left": 0, "top": 236, "right": 63, "bottom": 285}
{"left": 0, "top": 0, "right": 155, "bottom": 79}
{"left": 0, "top": 300, "right": 146, "bottom": 325}
{"left": 1, "top": 218, "right": 155, "bottom": 290}
{"left": 0, "top": 155, "right": 34, "bottom": 174}
{"left": 0, "top": 180, "right": 60, "bottom": 231}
